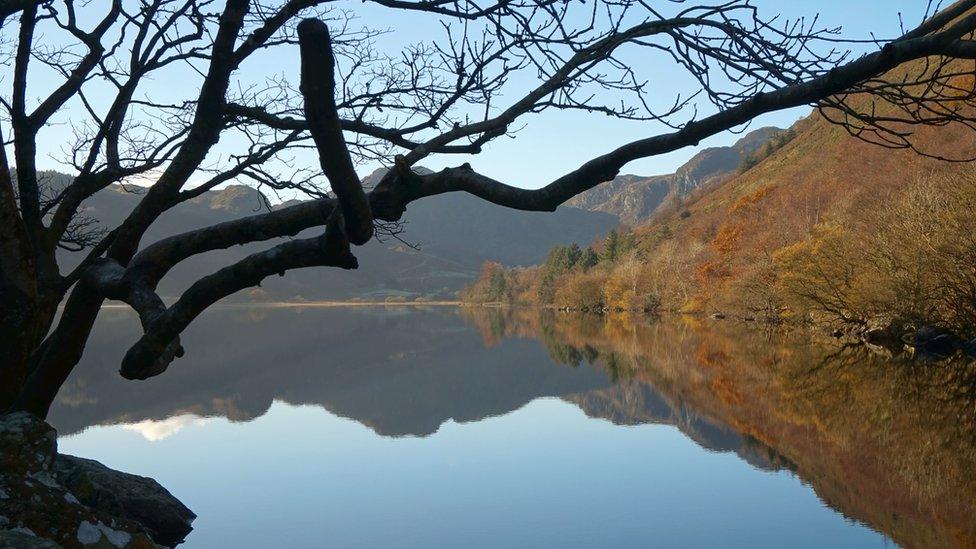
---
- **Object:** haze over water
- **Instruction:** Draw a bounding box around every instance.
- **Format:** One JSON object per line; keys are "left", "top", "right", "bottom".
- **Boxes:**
{"left": 52, "top": 306, "right": 976, "bottom": 548}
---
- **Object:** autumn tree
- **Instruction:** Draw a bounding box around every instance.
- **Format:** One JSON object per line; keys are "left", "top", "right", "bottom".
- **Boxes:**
{"left": 463, "top": 261, "right": 510, "bottom": 303}
{"left": 4, "top": 0, "right": 976, "bottom": 418}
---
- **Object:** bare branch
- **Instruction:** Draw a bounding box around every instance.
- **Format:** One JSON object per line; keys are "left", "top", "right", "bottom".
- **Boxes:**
{"left": 298, "top": 18, "right": 373, "bottom": 245}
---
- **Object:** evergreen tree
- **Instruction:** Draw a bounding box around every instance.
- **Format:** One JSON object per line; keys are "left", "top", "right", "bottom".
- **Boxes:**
{"left": 578, "top": 247, "right": 599, "bottom": 271}
{"left": 487, "top": 268, "right": 507, "bottom": 301}
{"left": 567, "top": 243, "right": 582, "bottom": 268}
{"left": 602, "top": 229, "right": 620, "bottom": 263}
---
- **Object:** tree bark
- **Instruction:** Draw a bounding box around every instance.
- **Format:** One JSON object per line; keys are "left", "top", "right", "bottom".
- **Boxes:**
{"left": 0, "top": 126, "right": 37, "bottom": 410}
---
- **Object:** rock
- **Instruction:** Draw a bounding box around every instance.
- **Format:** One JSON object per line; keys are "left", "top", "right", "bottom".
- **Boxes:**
{"left": 910, "top": 326, "right": 960, "bottom": 359}
{"left": 963, "top": 338, "right": 976, "bottom": 359}
{"left": 55, "top": 456, "right": 195, "bottom": 547}
{"left": 0, "top": 412, "right": 57, "bottom": 477}
{"left": 861, "top": 316, "right": 907, "bottom": 350}
{"left": 0, "top": 529, "right": 61, "bottom": 548}
{"left": 863, "top": 328, "right": 904, "bottom": 353}
{"left": 0, "top": 413, "right": 193, "bottom": 548}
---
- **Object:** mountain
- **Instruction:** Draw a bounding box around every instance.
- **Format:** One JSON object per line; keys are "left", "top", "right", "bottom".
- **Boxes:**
{"left": 464, "top": 49, "right": 976, "bottom": 333}
{"left": 479, "top": 78, "right": 976, "bottom": 330}
{"left": 566, "top": 126, "right": 783, "bottom": 225}
{"left": 56, "top": 169, "right": 618, "bottom": 301}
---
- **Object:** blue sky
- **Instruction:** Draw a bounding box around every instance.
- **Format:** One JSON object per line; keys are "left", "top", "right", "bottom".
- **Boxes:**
{"left": 452, "top": 0, "right": 943, "bottom": 184}
{"left": 15, "top": 1, "right": 945, "bottom": 194}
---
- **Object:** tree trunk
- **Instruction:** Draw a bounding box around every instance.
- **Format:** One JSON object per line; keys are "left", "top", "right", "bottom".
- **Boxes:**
{"left": 11, "top": 284, "right": 104, "bottom": 418}
{"left": 0, "top": 290, "right": 37, "bottom": 410}
{"left": 0, "top": 143, "right": 38, "bottom": 410}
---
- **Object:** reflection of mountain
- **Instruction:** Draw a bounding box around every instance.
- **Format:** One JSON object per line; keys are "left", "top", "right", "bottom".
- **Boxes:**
{"left": 53, "top": 307, "right": 774, "bottom": 472}
{"left": 51, "top": 306, "right": 976, "bottom": 548}
{"left": 485, "top": 309, "right": 976, "bottom": 549}
{"left": 565, "top": 383, "right": 792, "bottom": 473}
{"left": 50, "top": 307, "right": 614, "bottom": 437}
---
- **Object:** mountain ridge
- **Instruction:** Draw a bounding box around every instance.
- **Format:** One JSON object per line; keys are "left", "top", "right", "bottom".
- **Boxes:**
{"left": 566, "top": 126, "right": 783, "bottom": 225}
{"left": 54, "top": 169, "right": 618, "bottom": 301}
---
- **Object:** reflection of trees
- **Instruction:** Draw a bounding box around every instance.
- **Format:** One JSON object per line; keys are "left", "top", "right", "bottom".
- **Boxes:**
{"left": 486, "top": 308, "right": 976, "bottom": 549}
{"left": 56, "top": 305, "right": 976, "bottom": 547}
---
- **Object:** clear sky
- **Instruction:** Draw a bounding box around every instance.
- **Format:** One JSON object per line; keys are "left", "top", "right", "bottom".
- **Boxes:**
{"left": 15, "top": 1, "right": 946, "bottom": 194}
{"left": 447, "top": 0, "right": 943, "bottom": 185}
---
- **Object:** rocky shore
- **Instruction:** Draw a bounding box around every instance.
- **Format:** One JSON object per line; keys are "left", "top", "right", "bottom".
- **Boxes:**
{"left": 0, "top": 413, "right": 195, "bottom": 548}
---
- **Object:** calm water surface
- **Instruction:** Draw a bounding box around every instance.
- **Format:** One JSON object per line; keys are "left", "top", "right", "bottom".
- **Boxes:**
{"left": 50, "top": 307, "right": 976, "bottom": 548}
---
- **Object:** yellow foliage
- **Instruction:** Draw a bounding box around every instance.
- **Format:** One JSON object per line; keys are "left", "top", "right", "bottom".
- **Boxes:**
{"left": 554, "top": 271, "right": 606, "bottom": 309}
{"left": 603, "top": 275, "right": 636, "bottom": 311}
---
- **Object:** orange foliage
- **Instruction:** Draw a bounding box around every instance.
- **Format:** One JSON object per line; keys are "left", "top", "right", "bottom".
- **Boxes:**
{"left": 695, "top": 260, "right": 730, "bottom": 287}
{"left": 729, "top": 185, "right": 775, "bottom": 214}
{"left": 710, "top": 223, "right": 744, "bottom": 254}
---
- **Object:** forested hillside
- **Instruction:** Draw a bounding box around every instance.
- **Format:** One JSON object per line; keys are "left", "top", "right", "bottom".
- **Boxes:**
{"left": 464, "top": 103, "right": 976, "bottom": 339}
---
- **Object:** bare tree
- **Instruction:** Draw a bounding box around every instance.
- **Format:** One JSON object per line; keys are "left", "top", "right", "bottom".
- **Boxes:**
{"left": 2, "top": 0, "right": 976, "bottom": 418}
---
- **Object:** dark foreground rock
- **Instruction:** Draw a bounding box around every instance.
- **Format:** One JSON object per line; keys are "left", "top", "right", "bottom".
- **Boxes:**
{"left": 0, "top": 412, "right": 195, "bottom": 548}
{"left": 963, "top": 338, "right": 976, "bottom": 359}
{"left": 910, "top": 326, "right": 960, "bottom": 359}
{"left": 55, "top": 456, "right": 195, "bottom": 548}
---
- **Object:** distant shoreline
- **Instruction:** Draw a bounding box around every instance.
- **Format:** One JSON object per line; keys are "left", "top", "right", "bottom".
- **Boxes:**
{"left": 99, "top": 300, "right": 467, "bottom": 309}
{"left": 259, "top": 300, "right": 465, "bottom": 308}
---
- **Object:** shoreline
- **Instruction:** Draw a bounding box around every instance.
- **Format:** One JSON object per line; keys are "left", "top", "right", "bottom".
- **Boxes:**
{"left": 99, "top": 300, "right": 469, "bottom": 309}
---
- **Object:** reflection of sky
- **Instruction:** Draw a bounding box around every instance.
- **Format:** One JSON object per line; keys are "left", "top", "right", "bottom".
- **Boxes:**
{"left": 60, "top": 399, "right": 887, "bottom": 548}
{"left": 121, "top": 415, "right": 211, "bottom": 442}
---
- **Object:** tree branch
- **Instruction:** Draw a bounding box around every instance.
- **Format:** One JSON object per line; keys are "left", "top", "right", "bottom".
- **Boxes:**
{"left": 298, "top": 18, "right": 373, "bottom": 245}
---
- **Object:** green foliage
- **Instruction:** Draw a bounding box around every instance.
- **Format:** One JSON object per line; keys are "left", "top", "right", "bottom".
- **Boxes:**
{"left": 602, "top": 229, "right": 620, "bottom": 262}
{"left": 487, "top": 267, "right": 507, "bottom": 302}
{"left": 544, "top": 245, "right": 576, "bottom": 273}
{"left": 537, "top": 271, "right": 558, "bottom": 304}
{"left": 567, "top": 243, "right": 582, "bottom": 267}
{"left": 463, "top": 261, "right": 510, "bottom": 303}
{"left": 535, "top": 243, "right": 594, "bottom": 304}
{"left": 601, "top": 228, "right": 635, "bottom": 263}
{"left": 578, "top": 247, "right": 599, "bottom": 271}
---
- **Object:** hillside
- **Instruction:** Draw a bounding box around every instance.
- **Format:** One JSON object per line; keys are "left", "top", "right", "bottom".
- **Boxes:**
{"left": 566, "top": 126, "right": 783, "bottom": 224}
{"left": 465, "top": 99, "right": 976, "bottom": 337}
{"left": 56, "top": 171, "right": 617, "bottom": 301}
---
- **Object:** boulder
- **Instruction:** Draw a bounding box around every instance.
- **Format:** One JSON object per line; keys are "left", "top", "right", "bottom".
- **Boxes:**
{"left": 0, "top": 412, "right": 194, "bottom": 548}
{"left": 859, "top": 315, "right": 908, "bottom": 351}
{"left": 910, "top": 326, "right": 960, "bottom": 359}
{"left": 0, "top": 529, "right": 61, "bottom": 548}
{"left": 963, "top": 338, "right": 976, "bottom": 359}
{"left": 55, "top": 456, "right": 195, "bottom": 547}
{"left": 0, "top": 412, "right": 57, "bottom": 477}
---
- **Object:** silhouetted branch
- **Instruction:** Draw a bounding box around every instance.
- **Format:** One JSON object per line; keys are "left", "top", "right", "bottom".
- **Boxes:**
{"left": 298, "top": 18, "right": 373, "bottom": 245}
{"left": 7, "top": 1, "right": 976, "bottom": 416}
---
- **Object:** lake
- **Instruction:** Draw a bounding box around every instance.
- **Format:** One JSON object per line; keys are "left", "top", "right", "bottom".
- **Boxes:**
{"left": 50, "top": 306, "right": 976, "bottom": 548}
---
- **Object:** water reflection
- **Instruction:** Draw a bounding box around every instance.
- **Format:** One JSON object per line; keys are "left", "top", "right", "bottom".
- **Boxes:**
{"left": 52, "top": 306, "right": 976, "bottom": 548}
